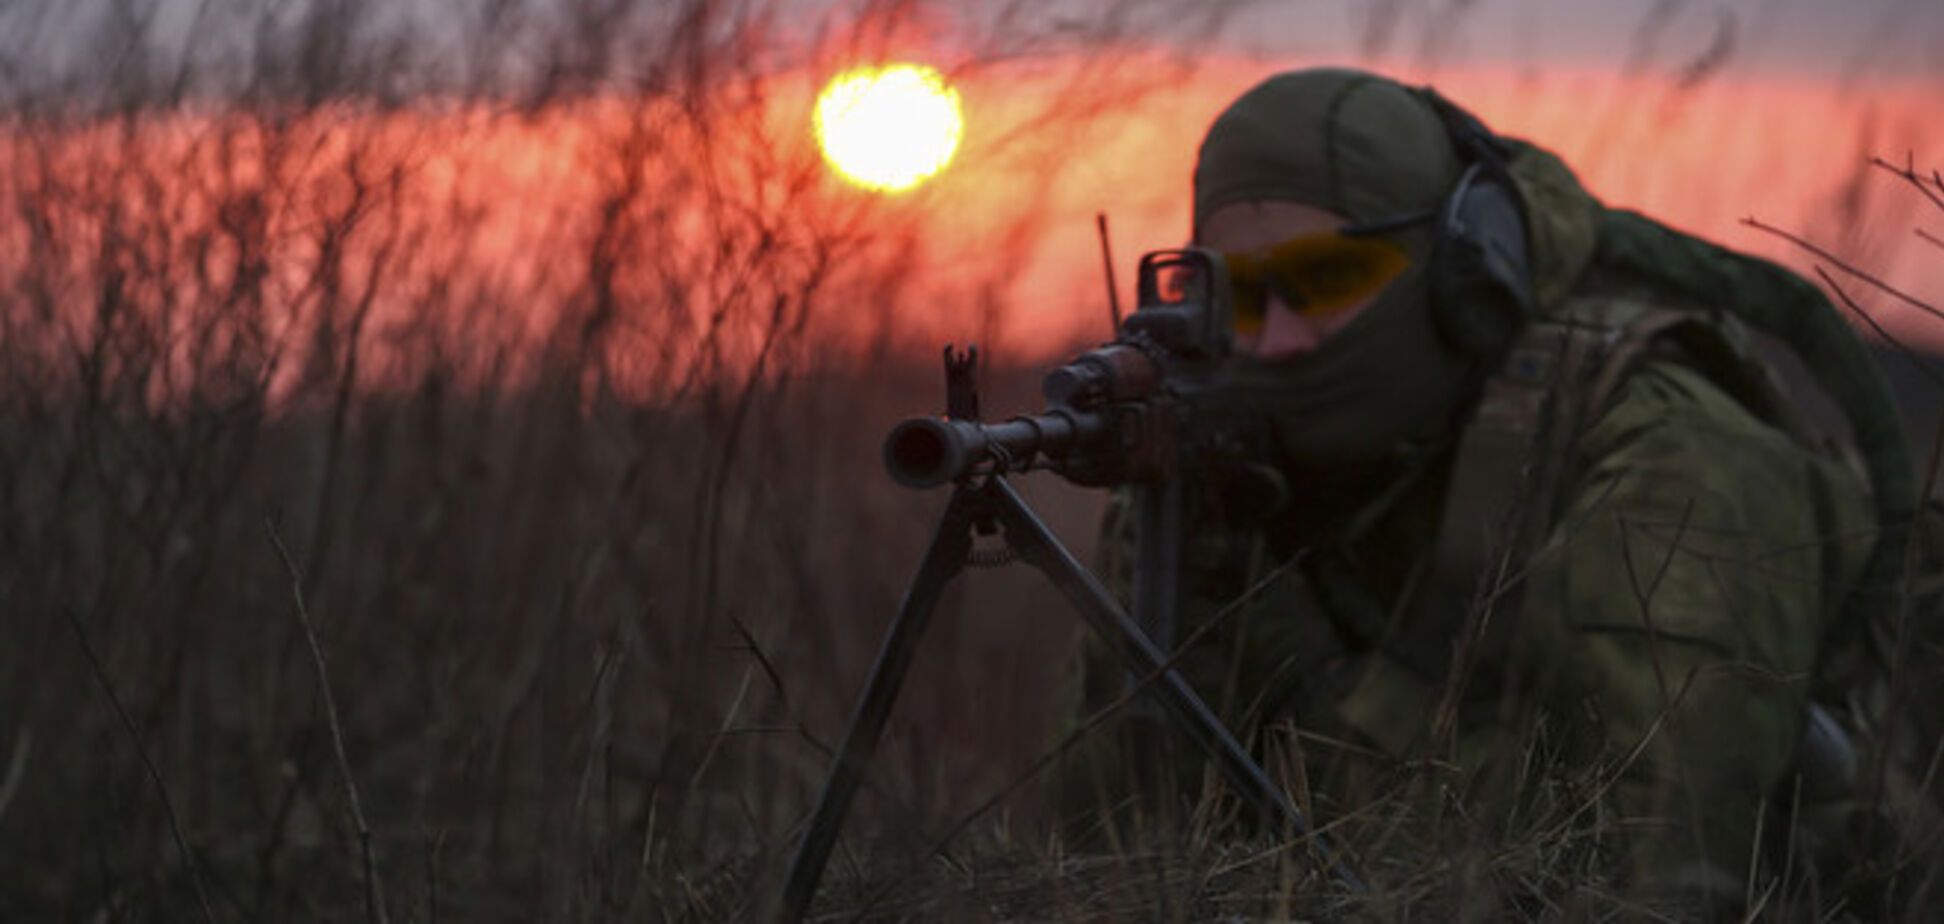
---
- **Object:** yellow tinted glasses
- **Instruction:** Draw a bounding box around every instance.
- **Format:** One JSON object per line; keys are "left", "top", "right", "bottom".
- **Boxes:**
{"left": 1222, "top": 232, "right": 1412, "bottom": 335}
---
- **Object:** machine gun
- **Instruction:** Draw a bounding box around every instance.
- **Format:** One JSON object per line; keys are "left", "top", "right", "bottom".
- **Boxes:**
{"left": 776, "top": 249, "right": 1365, "bottom": 921}
{"left": 884, "top": 248, "right": 1232, "bottom": 490}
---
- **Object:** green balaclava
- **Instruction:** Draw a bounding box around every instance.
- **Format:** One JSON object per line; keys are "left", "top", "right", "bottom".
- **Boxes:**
{"left": 1195, "top": 69, "right": 1480, "bottom": 472}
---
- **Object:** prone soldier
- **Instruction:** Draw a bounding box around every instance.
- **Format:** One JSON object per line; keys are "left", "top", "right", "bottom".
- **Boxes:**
{"left": 1057, "top": 67, "right": 1931, "bottom": 916}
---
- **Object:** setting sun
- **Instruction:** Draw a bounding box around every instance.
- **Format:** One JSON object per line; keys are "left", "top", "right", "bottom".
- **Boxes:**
{"left": 814, "top": 63, "right": 963, "bottom": 193}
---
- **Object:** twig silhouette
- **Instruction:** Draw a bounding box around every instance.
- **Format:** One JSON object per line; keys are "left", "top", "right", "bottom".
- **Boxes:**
{"left": 0, "top": 727, "right": 28, "bottom": 828}
{"left": 65, "top": 608, "right": 216, "bottom": 923}
{"left": 265, "top": 516, "right": 389, "bottom": 924}
{"left": 1742, "top": 216, "right": 1944, "bottom": 325}
{"left": 1811, "top": 265, "right": 1944, "bottom": 394}
{"left": 1870, "top": 155, "right": 1944, "bottom": 216}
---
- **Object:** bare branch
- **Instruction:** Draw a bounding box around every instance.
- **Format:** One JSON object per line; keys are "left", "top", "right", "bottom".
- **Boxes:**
{"left": 265, "top": 516, "right": 389, "bottom": 924}
{"left": 1870, "top": 154, "right": 1944, "bottom": 216}
{"left": 0, "top": 727, "right": 27, "bottom": 827}
{"left": 1743, "top": 216, "right": 1944, "bottom": 325}
{"left": 65, "top": 609, "right": 215, "bottom": 923}
{"left": 1811, "top": 264, "right": 1944, "bottom": 394}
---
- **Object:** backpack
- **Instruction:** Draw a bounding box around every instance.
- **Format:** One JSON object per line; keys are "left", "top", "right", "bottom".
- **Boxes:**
{"left": 1427, "top": 206, "right": 1941, "bottom": 901}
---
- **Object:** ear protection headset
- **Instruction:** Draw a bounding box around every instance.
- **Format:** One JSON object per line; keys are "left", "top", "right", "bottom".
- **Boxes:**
{"left": 1411, "top": 90, "right": 1536, "bottom": 359}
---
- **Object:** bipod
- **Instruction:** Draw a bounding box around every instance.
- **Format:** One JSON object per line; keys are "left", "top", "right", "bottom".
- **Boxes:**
{"left": 774, "top": 473, "right": 1367, "bottom": 922}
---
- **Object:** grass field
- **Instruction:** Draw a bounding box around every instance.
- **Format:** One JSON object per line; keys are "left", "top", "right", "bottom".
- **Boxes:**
{"left": 2, "top": 1, "right": 1941, "bottom": 920}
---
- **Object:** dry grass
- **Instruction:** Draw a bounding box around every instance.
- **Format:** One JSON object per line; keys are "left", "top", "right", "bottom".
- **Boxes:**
{"left": 0, "top": 1, "right": 1940, "bottom": 921}
{"left": 0, "top": 3, "right": 1159, "bottom": 919}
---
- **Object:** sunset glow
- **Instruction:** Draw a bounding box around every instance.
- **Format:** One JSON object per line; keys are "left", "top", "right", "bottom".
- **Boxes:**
{"left": 0, "top": 58, "right": 1936, "bottom": 403}
{"left": 814, "top": 64, "right": 963, "bottom": 192}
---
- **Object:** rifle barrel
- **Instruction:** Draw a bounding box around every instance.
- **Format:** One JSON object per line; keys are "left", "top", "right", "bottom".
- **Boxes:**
{"left": 883, "top": 410, "right": 1110, "bottom": 488}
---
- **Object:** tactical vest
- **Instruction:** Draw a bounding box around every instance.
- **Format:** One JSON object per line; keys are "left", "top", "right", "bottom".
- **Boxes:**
{"left": 1422, "top": 278, "right": 1814, "bottom": 658}
{"left": 1439, "top": 280, "right": 1941, "bottom": 829}
{"left": 1313, "top": 278, "right": 1845, "bottom": 755}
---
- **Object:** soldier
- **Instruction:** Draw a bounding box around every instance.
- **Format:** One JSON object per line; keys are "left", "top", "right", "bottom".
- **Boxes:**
{"left": 1060, "top": 67, "right": 1926, "bottom": 914}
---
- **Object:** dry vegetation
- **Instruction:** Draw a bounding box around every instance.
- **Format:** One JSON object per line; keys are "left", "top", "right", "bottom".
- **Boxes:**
{"left": 0, "top": 1, "right": 1940, "bottom": 921}
{"left": 0, "top": 1, "right": 1211, "bottom": 919}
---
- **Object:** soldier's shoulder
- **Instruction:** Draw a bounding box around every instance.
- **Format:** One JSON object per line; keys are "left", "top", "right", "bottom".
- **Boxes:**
{"left": 1540, "top": 272, "right": 1841, "bottom": 476}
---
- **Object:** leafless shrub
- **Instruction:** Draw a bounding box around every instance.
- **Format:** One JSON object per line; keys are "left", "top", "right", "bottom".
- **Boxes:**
{"left": 0, "top": 0, "right": 1247, "bottom": 919}
{"left": 1, "top": 0, "right": 1935, "bottom": 920}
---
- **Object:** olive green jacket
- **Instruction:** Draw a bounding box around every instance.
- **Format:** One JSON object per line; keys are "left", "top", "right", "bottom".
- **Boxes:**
{"left": 1064, "top": 143, "right": 1886, "bottom": 906}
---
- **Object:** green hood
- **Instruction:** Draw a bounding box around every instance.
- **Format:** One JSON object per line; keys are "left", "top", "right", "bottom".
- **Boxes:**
{"left": 1192, "top": 70, "right": 1596, "bottom": 471}
{"left": 1194, "top": 67, "right": 1909, "bottom": 628}
{"left": 1194, "top": 69, "right": 1461, "bottom": 234}
{"left": 1195, "top": 69, "right": 1477, "bottom": 469}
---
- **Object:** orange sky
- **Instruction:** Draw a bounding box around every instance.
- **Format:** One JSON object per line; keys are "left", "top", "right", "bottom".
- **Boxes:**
{"left": 1, "top": 53, "right": 1937, "bottom": 400}
{"left": 899, "top": 56, "right": 1942, "bottom": 357}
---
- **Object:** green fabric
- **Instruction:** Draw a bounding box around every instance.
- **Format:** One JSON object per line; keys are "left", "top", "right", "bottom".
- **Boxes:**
{"left": 1193, "top": 68, "right": 1479, "bottom": 467}
{"left": 1062, "top": 342, "right": 1879, "bottom": 904}
{"left": 1499, "top": 129, "right": 1907, "bottom": 647}
{"left": 1491, "top": 135, "right": 1904, "bottom": 576}
{"left": 1594, "top": 210, "right": 1915, "bottom": 644}
{"left": 1212, "top": 258, "right": 1481, "bottom": 466}
{"left": 1501, "top": 140, "right": 1602, "bottom": 311}
{"left": 1510, "top": 353, "right": 1877, "bottom": 898}
{"left": 1193, "top": 69, "right": 1460, "bottom": 232}
{"left": 1498, "top": 128, "right": 1910, "bottom": 634}
{"left": 1060, "top": 66, "right": 1905, "bottom": 908}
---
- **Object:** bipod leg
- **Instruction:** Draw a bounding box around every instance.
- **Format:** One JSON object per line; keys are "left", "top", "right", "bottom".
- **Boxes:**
{"left": 776, "top": 481, "right": 981, "bottom": 922}
{"left": 987, "top": 478, "right": 1368, "bottom": 894}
